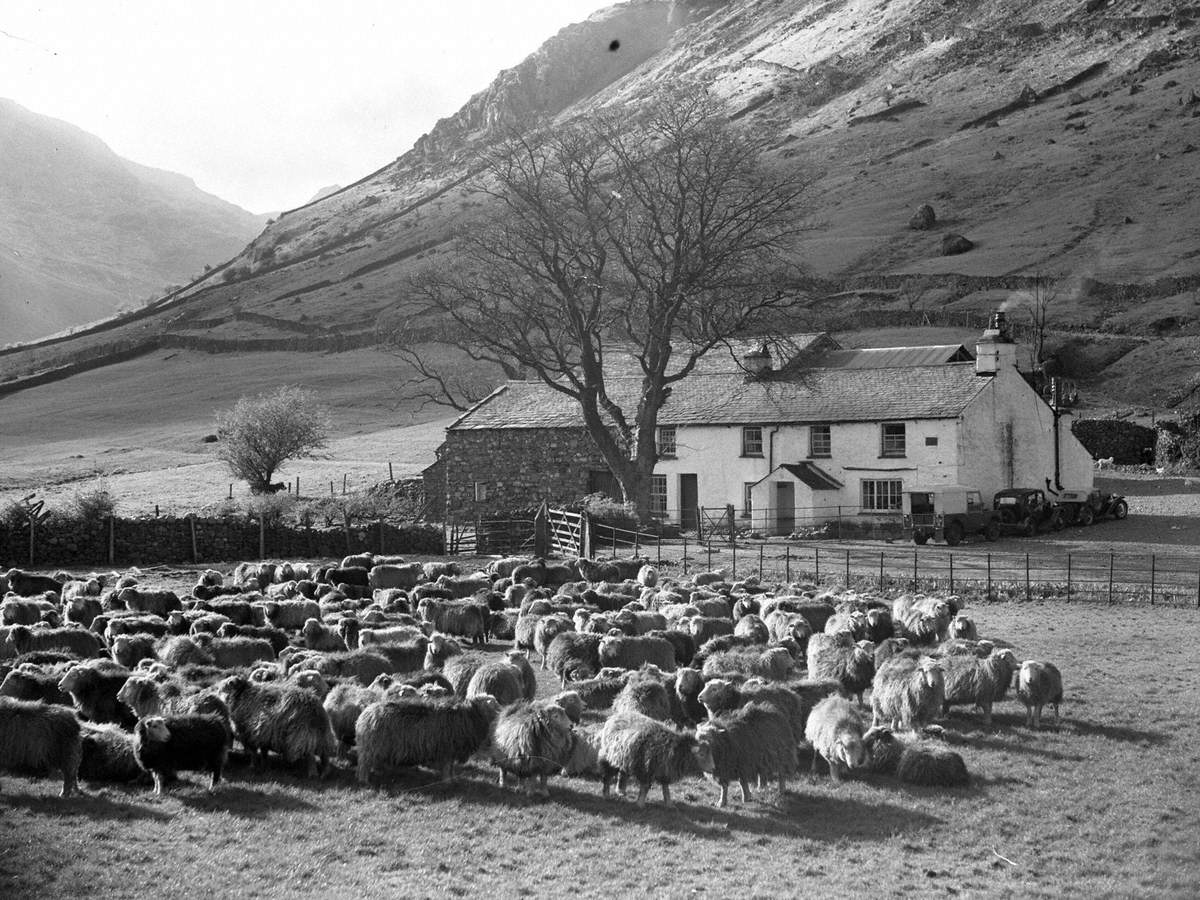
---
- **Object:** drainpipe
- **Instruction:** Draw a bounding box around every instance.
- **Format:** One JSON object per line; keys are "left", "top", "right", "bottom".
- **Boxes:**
{"left": 768, "top": 425, "right": 780, "bottom": 473}
{"left": 1051, "top": 381, "right": 1063, "bottom": 491}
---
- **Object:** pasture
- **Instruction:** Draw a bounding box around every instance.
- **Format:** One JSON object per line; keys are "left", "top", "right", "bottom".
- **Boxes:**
{"left": 2, "top": 597, "right": 1198, "bottom": 899}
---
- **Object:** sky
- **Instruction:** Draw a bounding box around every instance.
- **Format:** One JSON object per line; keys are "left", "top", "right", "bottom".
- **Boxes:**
{"left": 0, "top": 0, "right": 609, "bottom": 214}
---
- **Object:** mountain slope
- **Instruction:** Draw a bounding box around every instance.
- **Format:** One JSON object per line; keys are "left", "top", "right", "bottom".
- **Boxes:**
{"left": 0, "top": 98, "right": 266, "bottom": 342}
{"left": 2, "top": 0, "right": 1198, "bottom": 407}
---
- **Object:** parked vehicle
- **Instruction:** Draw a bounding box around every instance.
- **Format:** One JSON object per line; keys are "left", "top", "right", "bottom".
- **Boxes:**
{"left": 903, "top": 486, "right": 1001, "bottom": 546}
{"left": 992, "top": 488, "right": 1064, "bottom": 536}
{"left": 1056, "top": 489, "right": 1129, "bottom": 526}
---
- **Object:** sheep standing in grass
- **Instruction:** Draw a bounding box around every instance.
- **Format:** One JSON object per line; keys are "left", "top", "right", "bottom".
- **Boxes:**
{"left": 941, "top": 648, "right": 1018, "bottom": 726}
{"left": 598, "top": 710, "right": 715, "bottom": 807}
{"left": 545, "top": 632, "right": 602, "bottom": 686}
{"left": 355, "top": 694, "right": 499, "bottom": 785}
{"left": 701, "top": 646, "right": 794, "bottom": 682}
{"left": 1017, "top": 660, "right": 1063, "bottom": 729}
{"left": 696, "top": 702, "right": 797, "bottom": 807}
{"left": 804, "top": 695, "right": 867, "bottom": 781}
{"left": 533, "top": 616, "right": 574, "bottom": 669}
{"left": 323, "top": 681, "right": 386, "bottom": 757}
{"left": 10, "top": 624, "right": 103, "bottom": 658}
{"left": 612, "top": 668, "right": 672, "bottom": 721}
{"left": 466, "top": 659, "right": 525, "bottom": 706}
{"left": 79, "top": 723, "right": 144, "bottom": 783}
{"left": 806, "top": 632, "right": 875, "bottom": 705}
{"left": 59, "top": 660, "right": 133, "bottom": 726}
{"left": 598, "top": 633, "right": 676, "bottom": 673}
{"left": 871, "top": 655, "right": 945, "bottom": 731}
{"left": 491, "top": 700, "right": 576, "bottom": 797}
{"left": 0, "top": 664, "right": 72, "bottom": 705}
{"left": 862, "top": 726, "right": 970, "bottom": 787}
{"left": 417, "top": 599, "right": 486, "bottom": 645}
{"left": 214, "top": 674, "right": 336, "bottom": 777}
{"left": 893, "top": 596, "right": 953, "bottom": 645}
{"left": 0, "top": 696, "right": 81, "bottom": 796}
{"left": 133, "top": 714, "right": 230, "bottom": 794}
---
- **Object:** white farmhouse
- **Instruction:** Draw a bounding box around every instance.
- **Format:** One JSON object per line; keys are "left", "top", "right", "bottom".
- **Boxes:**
{"left": 431, "top": 313, "right": 1094, "bottom": 530}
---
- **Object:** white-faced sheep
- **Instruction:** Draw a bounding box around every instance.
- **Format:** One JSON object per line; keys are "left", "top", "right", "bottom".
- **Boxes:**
{"left": 871, "top": 654, "right": 945, "bottom": 731}
{"left": 214, "top": 674, "right": 336, "bottom": 777}
{"left": 440, "top": 651, "right": 489, "bottom": 695}
{"left": 263, "top": 599, "right": 322, "bottom": 631}
{"left": 941, "top": 648, "right": 1018, "bottom": 726}
{"left": 64, "top": 595, "right": 104, "bottom": 629}
{"left": 696, "top": 702, "right": 798, "bottom": 807}
{"left": 491, "top": 700, "right": 576, "bottom": 797}
{"left": 862, "top": 726, "right": 970, "bottom": 787}
{"left": 355, "top": 694, "right": 499, "bottom": 785}
{"left": 111, "top": 634, "right": 158, "bottom": 669}
{"left": 545, "top": 632, "right": 602, "bottom": 686}
{"left": 765, "top": 610, "right": 813, "bottom": 650}
{"left": 824, "top": 609, "right": 869, "bottom": 640}
{"left": 733, "top": 614, "right": 770, "bottom": 643}
{"left": 686, "top": 615, "right": 735, "bottom": 647}
{"left": 949, "top": 613, "right": 978, "bottom": 641}
{"left": 1, "top": 596, "right": 55, "bottom": 626}
{"left": 806, "top": 632, "right": 875, "bottom": 705}
{"left": 10, "top": 624, "right": 103, "bottom": 659}
{"left": 133, "top": 714, "right": 230, "bottom": 794}
{"left": 892, "top": 595, "right": 953, "bottom": 645}
{"left": 368, "top": 563, "right": 423, "bottom": 591}
{"left": 597, "top": 710, "right": 715, "bottom": 807}
{"left": 79, "top": 722, "right": 144, "bottom": 783}
{"left": 323, "top": 681, "right": 386, "bottom": 756}
{"left": 417, "top": 599, "right": 486, "bottom": 646}
{"left": 157, "top": 635, "right": 216, "bottom": 668}
{"left": 598, "top": 633, "right": 676, "bottom": 673}
{"left": 299, "top": 618, "right": 346, "bottom": 652}
{"left": 0, "top": 696, "right": 82, "bottom": 795}
{"left": 804, "top": 695, "right": 868, "bottom": 781}
{"left": 59, "top": 660, "right": 133, "bottom": 727}
{"left": 118, "top": 588, "right": 183, "bottom": 618}
{"left": 533, "top": 615, "right": 574, "bottom": 669}
{"left": 1017, "top": 660, "right": 1063, "bottom": 729}
{"left": 873, "top": 637, "right": 911, "bottom": 669}
{"left": 506, "top": 650, "right": 537, "bottom": 702}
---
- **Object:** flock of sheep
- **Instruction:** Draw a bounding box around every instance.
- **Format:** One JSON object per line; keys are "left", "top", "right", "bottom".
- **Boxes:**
{"left": 0, "top": 554, "right": 1064, "bottom": 809}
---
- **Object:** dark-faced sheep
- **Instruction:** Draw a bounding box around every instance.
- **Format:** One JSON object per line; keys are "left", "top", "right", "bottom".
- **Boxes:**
{"left": 941, "top": 648, "right": 1018, "bottom": 726}
{"left": 0, "top": 696, "right": 81, "bottom": 795}
{"left": 696, "top": 702, "right": 798, "bottom": 806}
{"left": 804, "top": 695, "right": 867, "bottom": 781}
{"left": 355, "top": 694, "right": 499, "bottom": 785}
{"left": 217, "top": 622, "right": 289, "bottom": 656}
{"left": 871, "top": 654, "right": 945, "bottom": 731}
{"left": 59, "top": 660, "right": 133, "bottom": 726}
{"left": 1017, "top": 660, "right": 1063, "bottom": 729}
{"left": 133, "top": 714, "right": 230, "bottom": 793}
{"left": 3, "top": 569, "right": 63, "bottom": 597}
{"left": 418, "top": 599, "right": 486, "bottom": 646}
{"left": 214, "top": 674, "right": 336, "bottom": 776}
{"left": 0, "top": 664, "right": 73, "bottom": 706}
{"left": 863, "top": 726, "right": 970, "bottom": 787}
{"left": 491, "top": 700, "right": 576, "bottom": 797}
{"left": 598, "top": 710, "right": 714, "bottom": 807}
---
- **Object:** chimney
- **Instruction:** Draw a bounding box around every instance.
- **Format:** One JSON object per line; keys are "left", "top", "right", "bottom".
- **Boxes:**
{"left": 975, "top": 310, "right": 1017, "bottom": 376}
{"left": 743, "top": 343, "right": 772, "bottom": 377}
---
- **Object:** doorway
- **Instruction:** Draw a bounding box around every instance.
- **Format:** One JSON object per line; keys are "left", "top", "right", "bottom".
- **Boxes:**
{"left": 775, "top": 481, "right": 795, "bottom": 535}
{"left": 679, "top": 474, "right": 698, "bottom": 531}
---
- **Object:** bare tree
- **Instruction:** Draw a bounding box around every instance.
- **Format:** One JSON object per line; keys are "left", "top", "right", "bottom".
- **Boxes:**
{"left": 215, "top": 387, "right": 330, "bottom": 493}
{"left": 1026, "top": 274, "right": 1058, "bottom": 369}
{"left": 393, "top": 89, "right": 810, "bottom": 519}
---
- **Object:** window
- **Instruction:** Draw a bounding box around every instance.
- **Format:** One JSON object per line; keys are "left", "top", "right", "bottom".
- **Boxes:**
{"left": 810, "top": 425, "right": 831, "bottom": 458}
{"left": 473, "top": 482, "right": 488, "bottom": 502}
{"left": 657, "top": 426, "right": 677, "bottom": 458}
{"left": 925, "top": 436, "right": 939, "bottom": 447}
{"left": 861, "top": 479, "right": 903, "bottom": 512}
{"left": 880, "top": 422, "right": 906, "bottom": 457}
{"left": 741, "top": 426, "right": 764, "bottom": 457}
{"left": 587, "top": 469, "right": 620, "bottom": 499}
{"left": 742, "top": 482, "right": 754, "bottom": 518}
{"left": 650, "top": 474, "right": 668, "bottom": 517}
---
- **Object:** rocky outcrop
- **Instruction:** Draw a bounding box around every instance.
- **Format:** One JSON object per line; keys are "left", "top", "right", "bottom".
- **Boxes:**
{"left": 909, "top": 204, "right": 937, "bottom": 231}
{"left": 941, "top": 234, "right": 975, "bottom": 256}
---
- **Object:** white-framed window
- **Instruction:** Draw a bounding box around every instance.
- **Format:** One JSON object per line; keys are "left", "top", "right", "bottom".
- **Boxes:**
{"left": 742, "top": 482, "right": 754, "bottom": 518}
{"left": 650, "top": 474, "right": 668, "bottom": 517}
{"left": 741, "top": 426, "right": 764, "bottom": 457}
{"left": 657, "top": 425, "right": 677, "bottom": 458}
{"left": 881, "top": 422, "right": 906, "bottom": 458}
{"left": 861, "top": 479, "right": 903, "bottom": 512}
{"left": 810, "top": 424, "right": 831, "bottom": 458}
{"left": 473, "top": 482, "right": 488, "bottom": 502}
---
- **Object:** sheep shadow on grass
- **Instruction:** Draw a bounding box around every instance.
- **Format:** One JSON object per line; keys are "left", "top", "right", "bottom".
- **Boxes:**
{"left": 176, "top": 784, "right": 320, "bottom": 818}
{"left": 2, "top": 790, "right": 174, "bottom": 822}
{"left": 1063, "top": 718, "right": 1170, "bottom": 746}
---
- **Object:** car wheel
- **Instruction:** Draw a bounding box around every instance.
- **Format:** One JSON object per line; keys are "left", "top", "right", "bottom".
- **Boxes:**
{"left": 1113, "top": 499, "right": 1128, "bottom": 520}
{"left": 944, "top": 520, "right": 964, "bottom": 546}
{"left": 1078, "top": 505, "right": 1094, "bottom": 526}
{"left": 1051, "top": 511, "right": 1065, "bottom": 531}
{"left": 1021, "top": 518, "right": 1036, "bottom": 538}
{"left": 998, "top": 507, "right": 1019, "bottom": 525}
{"left": 984, "top": 519, "right": 1000, "bottom": 542}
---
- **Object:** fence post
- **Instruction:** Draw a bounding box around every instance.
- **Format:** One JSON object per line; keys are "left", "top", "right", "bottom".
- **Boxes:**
{"left": 727, "top": 504, "right": 736, "bottom": 546}
{"left": 1150, "top": 554, "right": 1156, "bottom": 605}
{"left": 108, "top": 515, "right": 115, "bottom": 566}
{"left": 1066, "top": 553, "right": 1072, "bottom": 601}
{"left": 785, "top": 545, "right": 791, "bottom": 583}
{"left": 1108, "top": 553, "right": 1114, "bottom": 604}
{"left": 634, "top": 528, "right": 640, "bottom": 557}
{"left": 1025, "top": 553, "right": 1031, "bottom": 602}
{"left": 342, "top": 474, "right": 348, "bottom": 495}
{"left": 706, "top": 541, "right": 712, "bottom": 573}
{"left": 732, "top": 542, "right": 737, "bottom": 579}
{"left": 696, "top": 508, "right": 704, "bottom": 543}
{"left": 295, "top": 476, "right": 300, "bottom": 498}
{"left": 844, "top": 549, "right": 850, "bottom": 586}
{"left": 879, "top": 552, "right": 884, "bottom": 590}
{"left": 913, "top": 549, "right": 918, "bottom": 590}
{"left": 533, "top": 503, "right": 550, "bottom": 559}
{"left": 389, "top": 462, "right": 394, "bottom": 483}
{"left": 949, "top": 554, "right": 954, "bottom": 594}
{"left": 682, "top": 534, "right": 689, "bottom": 576}
{"left": 815, "top": 546, "right": 820, "bottom": 581}
{"left": 986, "top": 553, "right": 992, "bottom": 602}
{"left": 759, "top": 542, "right": 764, "bottom": 577}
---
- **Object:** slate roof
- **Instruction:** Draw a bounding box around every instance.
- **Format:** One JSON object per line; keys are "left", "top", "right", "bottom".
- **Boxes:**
{"left": 449, "top": 360, "right": 993, "bottom": 430}
{"left": 808, "top": 344, "right": 974, "bottom": 369}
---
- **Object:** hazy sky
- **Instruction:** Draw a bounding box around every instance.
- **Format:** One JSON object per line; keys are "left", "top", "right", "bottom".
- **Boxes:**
{"left": 0, "top": 0, "right": 609, "bottom": 214}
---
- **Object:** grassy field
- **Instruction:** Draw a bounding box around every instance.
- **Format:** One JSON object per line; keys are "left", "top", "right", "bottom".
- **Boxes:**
{"left": 2, "top": 600, "right": 1198, "bottom": 899}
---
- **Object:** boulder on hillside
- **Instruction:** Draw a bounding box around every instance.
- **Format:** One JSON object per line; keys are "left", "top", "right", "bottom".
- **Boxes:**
{"left": 941, "top": 234, "right": 974, "bottom": 256}
{"left": 908, "top": 204, "right": 936, "bottom": 231}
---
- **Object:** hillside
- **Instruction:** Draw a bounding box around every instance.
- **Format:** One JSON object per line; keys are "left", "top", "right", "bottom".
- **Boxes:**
{"left": 0, "top": 98, "right": 266, "bottom": 343}
{"left": 2, "top": 0, "right": 1198, "bottom": 421}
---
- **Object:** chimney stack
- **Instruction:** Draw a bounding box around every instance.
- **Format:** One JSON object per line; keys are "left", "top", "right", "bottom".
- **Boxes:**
{"left": 743, "top": 343, "right": 772, "bottom": 377}
{"left": 975, "top": 309, "right": 1017, "bottom": 375}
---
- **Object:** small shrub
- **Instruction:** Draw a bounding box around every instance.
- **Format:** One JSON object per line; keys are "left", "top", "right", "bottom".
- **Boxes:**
{"left": 577, "top": 492, "right": 639, "bottom": 533}
{"left": 246, "top": 492, "right": 296, "bottom": 527}
{"left": 65, "top": 483, "right": 116, "bottom": 521}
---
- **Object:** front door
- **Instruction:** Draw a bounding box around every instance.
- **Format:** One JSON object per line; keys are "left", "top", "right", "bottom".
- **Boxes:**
{"left": 679, "top": 474, "right": 698, "bottom": 531}
{"left": 776, "top": 481, "right": 795, "bottom": 535}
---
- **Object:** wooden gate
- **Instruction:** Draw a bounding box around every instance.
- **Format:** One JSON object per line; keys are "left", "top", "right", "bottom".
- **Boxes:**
{"left": 545, "top": 506, "right": 589, "bottom": 558}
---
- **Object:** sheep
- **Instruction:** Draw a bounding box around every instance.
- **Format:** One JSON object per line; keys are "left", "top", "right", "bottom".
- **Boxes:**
{"left": 647, "top": 629, "right": 696, "bottom": 669}
{"left": 698, "top": 678, "right": 805, "bottom": 743}
{"left": 759, "top": 596, "right": 835, "bottom": 633}
{"left": 873, "top": 637, "right": 911, "bottom": 669}
{"left": 487, "top": 556, "right": 530, "bottom": 578}
{"left": 117, "top": 674, "right": 197, "bottom": 719}
{"left": 686, "top": 615, "right": 735, "bottom": 647}
{"left": 300, "top": 618, "right": 347, "bottom": 652}
{"left": 466, "top": 660, "right": 525, "bottom": 706}
{"left": 111, "top": 634, "right": 158, "bottom": 669}
{"left": 323, "top": 681, "right": 386, "bottom": 755}
{"left": 824, "top": 609, "right": 869, "bottom": 640}
{"left": 637, "top": 565, "right": 658, "bottom": 588}
{"left": 359, "top": 624, "right": 427, "bottom": 648}
{"left": 949, "top": 613, "right": 978, "bottom": 642}
{"left": 491, "top": 700, "right": 576, "bottom": 797}
{"left": 550, "top": 690, "right": 584, "bottom": 724}
{"left": 3, "top": 568, "right": 63, "bottom": 597}
{"left": 669, "top": 667, "right": 706, "bottom": 726}
{"left": 157, "top": 635, "right": 216, "bottom": 668}
{"left": 697, "top": 646, "right": 786, "bottom": 682}
{"left": 612, "top": 668, "right": 673, "bottom": 721}
{"left": 368, "top": 564, "right": 422, "bottom": 591}
{"left": 105, "top": 614, "right": 171, "bottom": 640}
{"left": 417, "top": 599, "right": 486, "bottom": 645}
{"left": 188, "top": 613, "right": 233, "bottom": 636}
{"left": 287, "top": 668, "right": 331, "bottom": 699}
{"left": 190, "top": 634, "right": 275, "bottom": 669}
{"left": 281, "top": 648, "right": 394, "bottom": 685}
{"left": 533, "top": 615, "right": 574, "bottom": 668}
{"left": 598, "top": 633, "right": 675, "bottom": 673}
{"left": 892, "top": 595, "right": 953, "bottom": 645}
{"left": 79, "top": 723, "right": 144, "bottom": 783}
{"left": 804, "top": 695, "right": 867, "bottom": 781}
{"left": 806, "top": 632, "right": 875, "bottom": 705}
{"left": 361, "top": 637, "right": 429, "bottom": 675}
{"left": 1, "top": 596, "right": 54, "bottom": 626}
{"left": 263, "top": 599, "right": 322, "bottom": 631}
{"left": 214, "top": 674, "right": 336, "bottom": 776}
{"left": 1017, "top": 660, "right": 1063, "bottom": 729}
{"left": 423, "top": 633, "right": 463, "bottom": 670}
{"left": 322, "top": 566, "right": 370, "bottom": 589}
{"left": 0, "top": 663, "right": 72, "bottom": 705}
{"left": 871, "top": 654, "right": 945, "bottom": 731}
{"left": 355, "top": 694, "right": 499, "bottom": 785}
{"left": 0, "top": 696, "right": 82, "bottom": 795}
{"left": 64, "top": 595, "right": 104, "bottom": 629}
{"left": 597, "top": 710, "right": 715, "bottom": 807}
{"left": 568, "top": 672, "right": 629, "bottom": 711}
{"left": 862, "top": 726, "right": 970, "bottom": 787}
{"left": 506, "top": 650, "right": 537, "bottom": 701}
{"left": 9, "top": 624, "right": 103, "bottom": 658}
{"left": 733, "top": 614, "right": 770, "bottom": 643}
{"left": 864, "top": 607, "right": 894, "bottom": 644}
{"left": 216, "top": 622, "right": 289, "bottom": 656}
{"left": 59, "top": 660, "right": 133, "bottom": 726}
{"left": 941, "top": 648, "right": 1018, "bottom": 726}
{"left": 118, "top": 588, "right": 182, "bottom": 618}
{"left": 133, "top": 714, "right": 230, "bottom": 794}
{"left": 696, "top": 702, "right": 798, "bottom": 807}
